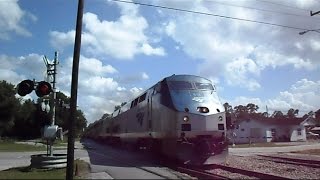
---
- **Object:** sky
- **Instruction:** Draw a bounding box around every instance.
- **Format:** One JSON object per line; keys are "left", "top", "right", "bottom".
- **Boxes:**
{"left": 0, "top": 0, "right": 320, "bottom": 124}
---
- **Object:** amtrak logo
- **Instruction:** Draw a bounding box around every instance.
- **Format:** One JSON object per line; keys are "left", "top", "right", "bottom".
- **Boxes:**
{"left": 192, "top": 97, "right": 204, "bottom": 103}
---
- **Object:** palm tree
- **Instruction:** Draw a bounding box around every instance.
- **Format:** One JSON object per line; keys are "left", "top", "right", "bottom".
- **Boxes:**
{"left": 246, "top": 103, "right": 259, "bottom": 114}
{"left": 287, "top": 108, "right": 299, "bottom": 118}
{"left": 272, "top": 111, "right": 284, "bottom": 118}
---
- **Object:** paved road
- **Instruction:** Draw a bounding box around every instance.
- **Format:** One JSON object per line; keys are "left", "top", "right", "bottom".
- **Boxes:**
{"left": 0, "top": 141, "right": 87, "bottom": 171}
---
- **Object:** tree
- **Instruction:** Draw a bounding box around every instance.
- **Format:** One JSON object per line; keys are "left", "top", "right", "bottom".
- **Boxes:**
{"left": 223, "top": 102, "right": 234, "bottom": 129}
{"left": 287, "top": 108, "right": 299, "bottom": 118}
{"left": 0, "top": 81, "right": 20, "bottom": 137}
{"left": 234, "top": 105, "right": 248, "bottom": 119}
{"left": 13, "top": 99, "right": 38, "bottom": 139}
{"left": 272, "top": 111, "right": 285, "bottom": 118}
{"left": 223, "top": 102, "right": 233, "bottom": 113}
{"left": 246, "top": 103, "right": 259, "bottom": 114}
{"left": 75, "top": 110, "right": 87, "bottom": 137}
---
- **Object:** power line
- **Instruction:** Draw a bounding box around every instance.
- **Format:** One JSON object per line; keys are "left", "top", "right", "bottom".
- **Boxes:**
{"left": 204, "top": 0, "right": 320, "bottom": 20}
{"left": 111, "top": 0, "right": 309, "bottom": 31}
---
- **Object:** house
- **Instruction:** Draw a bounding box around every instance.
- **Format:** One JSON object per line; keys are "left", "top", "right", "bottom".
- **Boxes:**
{"left": 301, "top": 116, "right": 317, "bottom": 131}
{"left": 229, "top": 117, "right": 306, "bottom": 144}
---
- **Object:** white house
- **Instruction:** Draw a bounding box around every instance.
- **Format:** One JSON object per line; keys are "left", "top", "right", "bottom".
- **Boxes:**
{"left": 230, "top": 118, "right": 306, "bottom": 144}
{"left": 301, "top": 116, "right": 317, "bottom": 130}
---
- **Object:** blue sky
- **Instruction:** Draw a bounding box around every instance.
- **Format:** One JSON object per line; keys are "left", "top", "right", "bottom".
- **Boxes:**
{"left": 0, "top": 0, "right": 319, "bottom": 123}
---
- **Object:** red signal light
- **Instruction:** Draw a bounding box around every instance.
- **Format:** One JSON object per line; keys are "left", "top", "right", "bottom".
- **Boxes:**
{"left": 17, "top": 80, "right": 34, "bottom": 96}
{"left": 35, "top": 81, "right": 52, "bottom": 97}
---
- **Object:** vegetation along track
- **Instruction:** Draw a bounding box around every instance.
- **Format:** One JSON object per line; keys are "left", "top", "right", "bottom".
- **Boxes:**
{"left": 257, "top": 155, "right": 320, "bottom": 168}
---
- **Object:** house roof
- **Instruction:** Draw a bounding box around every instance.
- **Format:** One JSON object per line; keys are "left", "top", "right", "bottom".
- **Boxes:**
{"left": 235, "top": 117, "right": 304, "bottom": 126}
{"left": 301, "top": 116, "right": 317, "bottom": 126}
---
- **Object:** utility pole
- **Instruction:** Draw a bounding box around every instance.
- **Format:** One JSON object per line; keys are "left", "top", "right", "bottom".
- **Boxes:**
{"left": 310, "top": 11, "right": 320, "bottom": 16}
{"left": 66, "top": 0, "right": 84, "bottom": 179}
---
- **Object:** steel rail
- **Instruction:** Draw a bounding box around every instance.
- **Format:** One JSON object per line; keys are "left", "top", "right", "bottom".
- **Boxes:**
{"left": 177, "top": 166, "right": 230, "bottom": 179}
{"left": 202, "top": 164, "right": 290, "bottom": 180}
{"left": 257, "top": 155, "right": 320, "bottom": 168}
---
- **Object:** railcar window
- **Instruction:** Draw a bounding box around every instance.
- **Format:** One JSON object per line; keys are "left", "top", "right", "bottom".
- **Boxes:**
{"left": 138, "top": 93, "right": 147, "bottom": 103}
{"left": 168, "top": 81, "right": 193, "bottom": 90}
{"left": 133, "top": 98, "right": 139, "bottom": 106}
{"left": 195, "top": 82, "right": 214, "bottom": 90}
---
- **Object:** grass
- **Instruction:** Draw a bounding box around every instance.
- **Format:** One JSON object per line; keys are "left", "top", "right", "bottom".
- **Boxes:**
{"left": 0, "top": 141, "right": 46, "bottom": 152}
{"left": 0, "top": 159, "right": 90, "bottom": 179}
{"left": 290, "top": 149, "right": 320, "bottom": 155}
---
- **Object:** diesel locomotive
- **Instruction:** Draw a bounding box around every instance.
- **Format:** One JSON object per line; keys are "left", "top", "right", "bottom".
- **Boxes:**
{"left": 85, "top": 74, "right": 228, "bottom": 164}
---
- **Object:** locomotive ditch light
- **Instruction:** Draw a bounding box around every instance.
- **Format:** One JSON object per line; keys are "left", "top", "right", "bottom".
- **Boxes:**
{"left": 218, "top": 116, "right": 223, "bottom": 121}
{"left": 35, "top": 81, "right": 53, "bottom": 97}
{"left": 183, "top": 116, "right": 189, "bottom": 122}
{"left": 17, "top": 79, "right": 34, "bottom": 96}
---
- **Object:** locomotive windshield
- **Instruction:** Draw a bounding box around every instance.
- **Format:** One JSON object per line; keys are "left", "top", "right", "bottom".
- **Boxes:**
{"left": 167, "top": 80, "right": 223, "bottom": 114}
{"left": 168, "top": 81, "right": 214, "bottom": 91}
{"left": 168, "top": 81, "right": 193, "bottom": 90}
{"left": 195, "top": 82, "right": 214, "bottom": 90}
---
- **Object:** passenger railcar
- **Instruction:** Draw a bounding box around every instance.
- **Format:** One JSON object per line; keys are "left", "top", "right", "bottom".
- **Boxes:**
{"left": 85, "top": 74, "right": 228, "bottom": 165}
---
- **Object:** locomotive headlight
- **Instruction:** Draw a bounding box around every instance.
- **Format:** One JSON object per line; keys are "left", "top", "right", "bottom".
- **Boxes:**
{"left": 197, "top": 107, "right": 209, "bottom": 113}
{"left": 218, "top": 116, "right": 223, "bottom": 121}
{"left": 183, "top": 116, "right": 189, "bottom": 122}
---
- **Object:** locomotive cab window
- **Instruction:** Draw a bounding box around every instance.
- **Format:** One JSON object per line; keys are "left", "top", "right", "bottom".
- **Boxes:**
{"left": 168, "top": 81, "right": 193, "bottom": 90}
{"left": 195, "top": 82, "right": 214, "bottom": 90}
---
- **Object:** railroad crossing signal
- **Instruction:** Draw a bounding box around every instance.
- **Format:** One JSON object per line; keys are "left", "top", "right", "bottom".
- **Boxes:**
{"left": 35, "top": 81, "right": 52, "bottom": 97}
{"left": 17, "top": 79, "right": 34, "bottom": 96}
{"left": 16, "top": 80, "right": 52, "bottom": 97}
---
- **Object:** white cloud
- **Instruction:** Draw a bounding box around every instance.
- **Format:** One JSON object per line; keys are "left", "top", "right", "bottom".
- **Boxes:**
{"left": 225, "top": 57, "right": 261, "bottom": 91}
{"left": 310, "top": 39, "right": 320, "bottom": 51}
{"left": 158, "top": 0, "right": 320, "bottom": 91}
{"left": 117, "top": 72, "right": 151, "bottom": 84}
{"left": 49, "top": 31, "right": 75, "bottom": 50}
{"left": 57, "top": 55, "right": 149, "bottom": 122}
{"left": 80, "top": 56, "right": 118, "bottom": 75}
{"left": 227, "top": 79, "right": 320, "bottom": 115}
{"left": 140, "top": 43, "right": 165, "bottom": 56}
{"left": 0, "top": 53, "right": 46, "bottom": 84}
{"left": 254, "top": 46, "right": 316, "bottom": 71}
{"left": 0, "top": 0, "right": 35, "bottom": 40}
{"left": 50, "top": 1, "right": 166, "bottom": 60}
{"left": 142, "top": 72, "right": 149, "bottom": 80}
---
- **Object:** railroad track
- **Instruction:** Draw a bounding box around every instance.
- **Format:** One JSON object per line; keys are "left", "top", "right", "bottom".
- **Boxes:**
{"left": 257, "top": 154, "right": 320, "bottom": 168}
{"left": 176, "top": 166, "right": 229, "bottom": 179}
{"left": 180, "top": 164, "right": 291, "bottom": 180}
